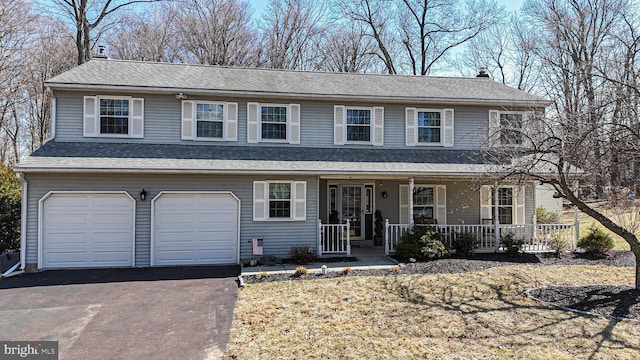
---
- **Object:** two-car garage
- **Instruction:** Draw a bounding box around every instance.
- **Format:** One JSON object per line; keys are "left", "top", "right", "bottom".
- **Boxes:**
{"left": 39, "top": 191, "right": 240, "bottom": 269}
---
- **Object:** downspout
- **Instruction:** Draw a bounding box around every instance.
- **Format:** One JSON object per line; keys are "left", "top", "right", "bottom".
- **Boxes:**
{"left": 409, "top": 178, "right": 414, "bottom": 225}
{"left": 43, "top": 87, "right": 56, "bottom": 144}
{"left": 16, "top": 172, "right": 27, "bottom": 272}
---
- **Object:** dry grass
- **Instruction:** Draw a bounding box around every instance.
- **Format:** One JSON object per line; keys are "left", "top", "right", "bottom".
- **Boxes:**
{"left": 563, "top": 207, "right": 632, "bottom": 251}
{"left": 225, "top": 265, "right": 639, "bottom": 359}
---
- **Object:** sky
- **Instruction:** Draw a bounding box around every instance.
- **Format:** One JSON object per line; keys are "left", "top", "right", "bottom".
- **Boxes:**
{"left": 248, "top": 0, "right": 525, "bottom": 20}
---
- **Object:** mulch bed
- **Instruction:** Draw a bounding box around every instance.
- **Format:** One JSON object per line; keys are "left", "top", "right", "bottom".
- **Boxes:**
{"left": 242, "top": 250, "right": 638, "bottom": 321}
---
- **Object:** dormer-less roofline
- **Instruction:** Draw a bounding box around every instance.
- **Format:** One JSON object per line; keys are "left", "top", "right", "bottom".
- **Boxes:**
{"left": 45, "top": 59, "right": 551, "bottom": 108}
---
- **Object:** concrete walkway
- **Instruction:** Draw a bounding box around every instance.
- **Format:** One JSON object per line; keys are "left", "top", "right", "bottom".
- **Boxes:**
{"left": 241, "top": 249, "right": 399, "bottom": 276}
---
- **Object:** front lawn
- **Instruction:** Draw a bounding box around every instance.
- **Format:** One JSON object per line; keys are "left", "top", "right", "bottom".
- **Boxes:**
{"left": 225, "top": 265, "right": 639, "bottom": 359}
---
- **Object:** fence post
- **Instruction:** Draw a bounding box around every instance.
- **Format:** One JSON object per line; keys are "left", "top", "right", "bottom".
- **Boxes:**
{"left": 318, "top": 219, "right": 323, "bottom": 256}
{"left": 346, "top": 219, "right": 351, "bottom": 256}
{"left": 384, "top": 219, "right": 390, "bottom": 255}
{"left": 573, "top": 206, "right": 579, "bottom": 251}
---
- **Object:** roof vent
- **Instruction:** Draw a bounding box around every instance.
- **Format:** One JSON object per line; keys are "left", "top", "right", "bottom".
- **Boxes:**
{"left": 476, "top": 66, "right": 490, "bottom": 78}
{"left": 94, "top": 45, "right": 109, "bottom": 59}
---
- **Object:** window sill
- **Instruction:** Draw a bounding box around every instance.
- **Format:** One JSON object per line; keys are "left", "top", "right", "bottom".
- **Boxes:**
{"left": 85, "top": 133, "right": 142, "bottom": 139}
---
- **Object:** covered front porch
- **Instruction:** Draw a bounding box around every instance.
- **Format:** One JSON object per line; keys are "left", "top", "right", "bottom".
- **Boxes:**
{"left": 316, "top": 177, "right": 578, "bottom": 256}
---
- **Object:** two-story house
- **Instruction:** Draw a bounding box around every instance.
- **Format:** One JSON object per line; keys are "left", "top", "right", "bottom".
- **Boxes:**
{"left": 14, "top": 59, "right": 566, "bottom": 271}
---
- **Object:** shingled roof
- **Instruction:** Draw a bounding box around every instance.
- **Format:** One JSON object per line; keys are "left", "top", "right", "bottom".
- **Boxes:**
{"left": 46, "top": 59, "right": 548, "bottom": 106}
{"left": 15, "top": 142, "right": 503, "bottom": 176}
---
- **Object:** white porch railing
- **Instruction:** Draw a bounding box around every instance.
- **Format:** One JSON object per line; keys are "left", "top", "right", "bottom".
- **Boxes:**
{"left": 318, "top": 219, "right": 350, "bottom": 256}
{"left": 385, "top": 221, "right": 577, "bottom": 255}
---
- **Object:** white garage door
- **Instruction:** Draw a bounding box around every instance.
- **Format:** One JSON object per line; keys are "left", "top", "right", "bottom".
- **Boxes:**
{"left": 152, "top": 192, "right": 239, "bottom": 266}
{"left": 41, "top": 193, "right": 135, "bottom": 269}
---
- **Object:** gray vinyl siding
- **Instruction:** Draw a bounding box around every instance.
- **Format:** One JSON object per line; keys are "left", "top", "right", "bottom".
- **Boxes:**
{"left": 535, "top": 184, "right": 563, "bottom": 215}
{"left": 24, "top": 173, "right": 318, "bottom": 267}
{"left": 53, "top": 90, "right": 492, "bottom": 149}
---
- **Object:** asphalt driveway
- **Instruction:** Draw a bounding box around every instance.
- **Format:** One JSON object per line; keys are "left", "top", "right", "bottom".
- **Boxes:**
{"left": 0, "top": 266, "right": 240, "bottom": 359}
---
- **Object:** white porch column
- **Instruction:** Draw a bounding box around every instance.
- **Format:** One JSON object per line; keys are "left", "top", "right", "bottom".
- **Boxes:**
{"left": 384, "top": 219, "right": 390, "bottom": 255}
{"left": 409, "top": 178, "right": 415, "bottom": 225}
{"left": 346, "top": 219, "right": 351, "bottom": 256}
{"left": 494, "top": 181, "right": 500, "bottom": 252}
{"left": 318, "top": 219, "right": 323, "bottom": 256}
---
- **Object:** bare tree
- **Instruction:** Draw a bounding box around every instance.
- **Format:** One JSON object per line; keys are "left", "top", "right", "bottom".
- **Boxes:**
{"left": 259, "top": 0, "right": 326, "bottom": 70}
{"left": 49, "top": 0, "right": 163, "bottom": 65}
{"left": 174, "top": 0, "right": 258, "bottom": 66}
{"left": 338, "top": 0, "right": 399, "bottom": 74}
{"left": 106, "top": 4, "right": 184, "bottom": 62}
{"left": 316, "top": 24, "right": 379, "bottom": 73}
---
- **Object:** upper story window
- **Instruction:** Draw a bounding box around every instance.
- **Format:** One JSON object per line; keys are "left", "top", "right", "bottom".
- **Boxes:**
{"left": 84, "top": 96, "right": 144, "bottom": 138}
{"left": 261, "top": 105, "right": 287, "bottom": 140}
{"left": 489, "top": 110, "right": 528, "bottom": 146}
{"left": 499, "top": 112, "right": 524, "bottom": 145}
{"left": 247, "top": 103, "right": 300, "bottom": 144}
{"left": 346, "top": 108, "right": 371, "bottom": 142}
{"left": 196, "top": 103, "right": 224, "bottom": 138}
{"left": 99, "top": 98, "right": 129, "bottom": 134}
{"left": 181, "top": 100, "right": 238, "bottom": 141}
{"left": 417, "top": 111, "right": 441, "bottom": 144}
{"left": 334, "top": 105, "right": 384, "bottom": 146}
{"left": 405, "top": 108, "right": 454, "bottom": 147}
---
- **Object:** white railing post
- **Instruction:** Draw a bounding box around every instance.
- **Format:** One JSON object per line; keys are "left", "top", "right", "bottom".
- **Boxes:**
{"left": 384, "top": 219, "right": 390, "bottom": 255}
{"left": 318, "top": 219, "right": 323, "bottom": 256}
{"left": 573, "top": 206, "right": 579, "bottom": 251}
{"left": 494, "top": 219, "right": 500, "bottom": 253}
{"left": 532, "top": 214, "right": 538, "bottom": 241}
{"left": 346, "top": 219, "right": 351, "bottom": 256}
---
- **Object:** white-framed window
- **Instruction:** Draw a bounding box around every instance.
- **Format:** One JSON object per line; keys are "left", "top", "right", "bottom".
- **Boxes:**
{"left": 84, "top": 96, "right": 144, "bottom": 138}
{"left": 489, "top": 110, "right": 528, "bottom": 146}
{"left": 479, "top": 185, "right": 526, "bottom": 224}
{"left": 196, "top": 102, "right": 224, "bottom": 138}
{"left": 181, "top": 100, "right": 237, "bottom": 141}
{"left": 413, "top": 186, "right": 435, "bottom": 224}
{"left": 261, "top": 105, "right": 288, "bottom": 140}
{"left": 405, "top": 107, "right": 454, "bottom": 147}
{"left": 417, "top": 110, "right": 442, "bottom": 144}
{"left": 268, "top": 182, "right": 291, "bottom": 218}
{"left": 346, "top": 108, "right": 371, "bottom": 142}
{"left": 334, "top": 105, "right": 384, "bottom": 146}
{"left": 247, "top": 103, "right": 300, "bottom": 144}
{"left": 253, "top": 181, "right": 306, "bottom": 221}
{"left": 399, "top": 184, "right": 447, "bottom": 225}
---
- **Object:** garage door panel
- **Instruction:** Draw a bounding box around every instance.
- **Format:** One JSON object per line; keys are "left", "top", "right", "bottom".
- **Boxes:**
{"left": 42, "top": 193, "right": 134, "bottom": 269}
{"left": 153, "top": 193, "right": 238, "bottom": 266}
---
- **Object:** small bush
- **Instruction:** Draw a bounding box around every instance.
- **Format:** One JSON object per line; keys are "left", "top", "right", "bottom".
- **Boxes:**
{"left": 391, "top": 266, "right": 400, "bottom": 272}
{"left": 394, "top": 225, "right": 448, "bottom": 261}
{"left": 536, "top": 207, "right": 561, "bottom": 224}
{"left": 547, "top": 234, "right": 568, "bottom": 257}
{"left": 293, "top": 266, "right": 308, "bottom": 277}
{"left": 452, "top": 232, "right": 478, "bottom": 256}
{"left": 342, "top": 267, "right": 352, "bottom": 275}
{"left": 258, "top": 254, "right": 281, "bottom": 266}
{"left": 258, "top": 272, "right": 269, "bottom": 279}
{"left": 578, "top": 226, "right": 614, "bottom": 256}
{"left": 290, "top": 246, "right": 317, "bottom": 264}
{"left": 501, "top": 233, "right": 525, "bottom": 257}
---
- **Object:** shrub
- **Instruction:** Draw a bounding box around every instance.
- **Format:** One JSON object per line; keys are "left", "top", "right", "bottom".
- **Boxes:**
{"left": 536, "top": 207, "right": 561, "bottom": 224}
{"left": 290, "top": 246, "right": 317, "bottom": 264}
{"left": 578, "top": 226, "right": 614, "bottom": 256}
{"left": 257, "top": 254, "right": 281, "bottom": 266}
{"left": 394, "top": 225, "right": 449, "bottom": 261}
{"left": 452, "top": 232, "right": 478, "bottom": 256}
{"left": 293, "top": 266, "right": 308, "bottom": 277}
{"left": 501, "top": 233, "right": 525, "bottom": 257}
{"left": 0, "top": 165, "right": 20, "bottom": 254}
{"left": 341, "top": 267, "right": 352, "bottom": 275}
{"left": 547, "top": 233, "right": 568, "bottom": 256}
{"left": 258, "top": 272, "right": 269, "bottom": 279}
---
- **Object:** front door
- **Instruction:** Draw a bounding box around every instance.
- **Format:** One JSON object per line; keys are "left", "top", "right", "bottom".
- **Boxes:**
{"left": 341, "top": 185, "right": 363, "bottom": 239}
